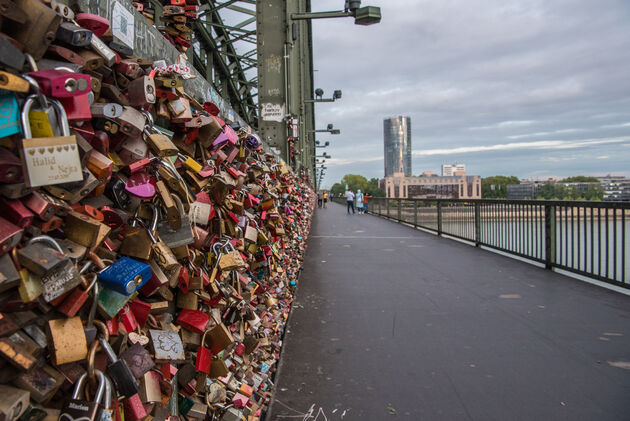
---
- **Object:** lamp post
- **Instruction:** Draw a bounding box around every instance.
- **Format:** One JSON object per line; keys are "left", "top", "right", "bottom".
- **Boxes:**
{"left": 304, "top": 89, "right": 342, "bottom": 103}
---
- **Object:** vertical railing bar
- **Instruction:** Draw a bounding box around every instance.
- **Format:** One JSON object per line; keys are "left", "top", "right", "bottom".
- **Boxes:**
{"left": 583, "top": 205, "right": 587, "bottom": 273}
{"left": 622, "top": 208, "right": 626, "bottom": 284}
{"left": 571, "top": 205, "right": 575, "bottom": 269}
{"left": 590, "top": 207, "right": 594, "bottom": 274}
{"left": 613, "top": 208, "right": 617, "bottom": 281}
{"left": 597, "top": 207, "right": 602, "bottom": 276}
{"left": 563, "top": 205, "right": 567, "bottom": 267}
{"left": 604, "top": 208, "right": 610, "bottom": 279}
{"left": 577, "top": 206, "right": 583, "bottom": 270}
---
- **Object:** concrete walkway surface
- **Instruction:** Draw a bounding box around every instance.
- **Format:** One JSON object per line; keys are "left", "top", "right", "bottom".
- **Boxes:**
{"left": 267, "top": 202, "right": 630, "bottom": 420}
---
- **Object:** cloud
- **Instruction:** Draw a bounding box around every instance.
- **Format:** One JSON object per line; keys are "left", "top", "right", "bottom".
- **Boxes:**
{"left": 469, "top": 120, "right": 536, "bottom": 131}
{"left": 411, "top": 136, "right": 630, "bottom": 157}
{"left": 307, "top": 0, "right": 630, "bottom": 186}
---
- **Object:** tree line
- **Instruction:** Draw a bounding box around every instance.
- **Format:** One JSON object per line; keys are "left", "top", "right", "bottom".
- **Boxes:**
{"left": 328, "top": 174, "right": 385, "bottom": 197}
{"left": 328, "top": 174, "right": 603, "bottom": 200}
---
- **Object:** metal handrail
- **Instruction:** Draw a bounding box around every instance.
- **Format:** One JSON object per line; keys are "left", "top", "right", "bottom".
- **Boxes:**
{"left": 332, "top": 196, "right": 629, "bottom": 288}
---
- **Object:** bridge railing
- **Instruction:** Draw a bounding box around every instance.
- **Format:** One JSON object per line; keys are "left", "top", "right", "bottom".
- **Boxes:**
{"left": 333, "top": 197, "right": 629, "bottom": 288}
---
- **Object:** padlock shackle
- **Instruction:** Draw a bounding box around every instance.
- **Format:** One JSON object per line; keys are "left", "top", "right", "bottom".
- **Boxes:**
{"left": 21, "top": 95, "right": 71, "bottom": 139}
{"left": 21, "top": 75, "right": 49, "bottom": 110}
{"left": 27, "top": 235, "right": 65, "bottom": 254}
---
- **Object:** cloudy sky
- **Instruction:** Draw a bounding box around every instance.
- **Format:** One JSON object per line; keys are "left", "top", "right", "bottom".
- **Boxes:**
{"left": 308, "top": 0, "right": 630, "bottom": 187}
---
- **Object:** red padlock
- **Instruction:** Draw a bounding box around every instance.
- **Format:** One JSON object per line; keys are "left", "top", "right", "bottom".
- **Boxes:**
{"left": 89, "top": 131, "right": 110, "bottom": 156}
{"left": 195, "top": 330, "right": 211, "bottom": 374}
{"left": 176, "top": 309, "right": 209, "bottom": 334}
{"left": 57, "top": 273, "right": 97, "bottom": 317}
{"left": 28, "top": 69, "right": 91, "bottom": 98}
{"left": 178, "top": 266, "right": 189, "bottom": 293}
{"left": 76, "top": 13, "right": 110, "bottom": 38}
{"left": 129, "top": 299, "right": 151, "bottom": 328}
{"left": 118, "top": 305, "right": 139, "bottom": 332}
{"left": 22, "top": 191, "right": 57, "bottom": 220}
{"left": 59, "top": 94, "right": 92, "bottom": 122}
{"left": 234, "top": 343, "right": 245, "bottom": 357}
{"left": 0, "top": 197, "right": 34, "bottom": 228}
{"left": 123, "top": 393, "right": 148, "bottom": 421}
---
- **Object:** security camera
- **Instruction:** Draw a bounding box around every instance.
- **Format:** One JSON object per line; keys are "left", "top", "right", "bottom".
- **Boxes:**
{"left": 327, "top": 123, "right": 333, "bottom": 130}
{"left": 315, "top": 88, "right": 324, "bottom": 99}
{"left": 333, "top": 90, "right": 342, "bottom": 99}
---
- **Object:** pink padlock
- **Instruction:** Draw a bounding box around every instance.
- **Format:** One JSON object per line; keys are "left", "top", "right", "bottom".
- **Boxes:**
{"left": 125, "top": 172, "right": 156, "bottom": 199}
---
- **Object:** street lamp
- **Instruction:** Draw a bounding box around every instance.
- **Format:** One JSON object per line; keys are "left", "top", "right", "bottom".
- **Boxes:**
{"left": 304, "top": 89, "right": 343, "bottom": 103}
{"left": 291, "top": 1, "right": 382, "bottom": 26}
{"left": 309, "top": 124, "right": 341, "bottom": 135}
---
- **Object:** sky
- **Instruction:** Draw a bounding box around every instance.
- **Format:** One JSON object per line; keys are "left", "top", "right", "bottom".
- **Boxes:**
{"left": 308, "top": 0, "right": 630, "bottom": 188}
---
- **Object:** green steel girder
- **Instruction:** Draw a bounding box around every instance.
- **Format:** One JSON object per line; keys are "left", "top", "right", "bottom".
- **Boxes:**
{"left": 192, "top": 1, "right": 258, "bottom": 127}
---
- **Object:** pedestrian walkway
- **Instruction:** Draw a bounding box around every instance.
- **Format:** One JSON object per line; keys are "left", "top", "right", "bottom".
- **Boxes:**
{"left": 267, "top": 202, "right": 630, "bottom": 420}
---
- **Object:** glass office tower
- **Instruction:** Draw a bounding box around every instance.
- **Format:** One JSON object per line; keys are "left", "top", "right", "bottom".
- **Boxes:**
{"left": 383, "top": 116, "right": 411, "bottom": 177}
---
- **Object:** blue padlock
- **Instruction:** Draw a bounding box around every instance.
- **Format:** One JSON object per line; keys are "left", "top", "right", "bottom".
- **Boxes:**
{"left": 98, "top": 257, "right": 151, "bottom": 296}
{"left": 0, "top": 93, "right": 22, "bottom": 138}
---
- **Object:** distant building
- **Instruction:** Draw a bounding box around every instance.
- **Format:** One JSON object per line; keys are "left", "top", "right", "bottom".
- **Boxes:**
{"left": 598, "top": 176, "right": 630, "bottom": 201}
{"left": 507, "top": 180, "right": 603, "bottom": 200}
{"left": 507, "top": 182, "right": 544, "bottom": 200}
{"left": 384, "top": 171, "right": 481, "bottom": 199}
{"left": 441, "top": 164, "right": 466, "bottom": 176}
{"left": 383, "top": 116, "right": 411, "bottom": 177}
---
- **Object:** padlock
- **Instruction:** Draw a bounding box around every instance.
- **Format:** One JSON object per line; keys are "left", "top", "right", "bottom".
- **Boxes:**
{"left": 128, "top": 76, "right": 156, "bottom": 106}
{"left": 87, "top": 30, "right": 116, "bottom": 67}
{"left": 5, "top": 0, "right": 61, "bottom": 60}
{"left": 155, "top": 180, "right": 181, "bottom": 230}
{"left": 96, "top": 323, "right": 140, "bottom": 399}
{"left": 58, "top": 370, "right": 106, "bottom": 421}
{"left": 149, "top": 329, "right": 185, "bottom": 363}
{"left": 19, "top": 95, "right": 83, "bottom": 187}
{"left": 0, "top": 147, "right": 23, "bottom": 184}
{"left": 114, "top": 106, "right": 146, "bottom": 137}
{"left": 157, "top": 194, "right": 194, "bottom": 248}
{"left": 47, "top": 316, "right": 87, "bottom": 365}
{"left": 119, "top": 217, "right": 153, "bottom": 260}
{"left": 177, "top": 309, "right": 209, "bottom": 335}
{"left": 63, "top": 210, "right": 111, "bottom": 249}
{"left": 28, "top": 69, "right": 91, "bottom": 98}
{"left": 98, "top": 257, "right": 151, "bottom": 296}
{"left": 138, "top": 370, "right": 162, "bottom": 403}
{"left": 101, "top": 83, "right": 129, "bottom": 106}
{"left": 75, "top": 13, "right": 110, "bottom": 38}
{"left": 109, "top": 40, "right": 133, "bottom": 57}
{"left": 55, "top": 22, "right": 93, "bottom": 47}
{"left": 120, "top": 342, "right": 155, "bottom": 379}
{"left": 143, "top": 124, "right": 178, "bottom": 157}
{"left": 0, "top": 197, "right": 34, "bottom": 228}
{"left": 57, "top": 273, "right": 98, "bottom": 317}
{"left": 0, "top": 385, "right": 30, "bottom": 421}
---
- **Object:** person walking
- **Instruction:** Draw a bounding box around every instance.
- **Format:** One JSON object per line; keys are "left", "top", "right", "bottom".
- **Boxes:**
{"left": 323, "top": 191, "right": 329, "bottom": 208}
{"left": 356, "top": 189, "right": 364, "bottom": 214}
{"left": 345, "top": 189, "right": 355, "bottom": 214}
{"left": 317, "top": 191, "right": 323, "bottom": 208}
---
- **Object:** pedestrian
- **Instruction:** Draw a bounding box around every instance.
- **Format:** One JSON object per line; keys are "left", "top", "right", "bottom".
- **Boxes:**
{"left": 345, "top": 189, "right": 355, "bottom": 214}
{"left": 356, "top": 189, "right": 364, "bottom": 214}
{"left": 323, "top": 191, "right": 329, "bottom": 208}
{"left": 363, "top": 192, "right": 372, "bottom": 213}
{"left": 317, "top": 191, "right": 323, "bottom": 208}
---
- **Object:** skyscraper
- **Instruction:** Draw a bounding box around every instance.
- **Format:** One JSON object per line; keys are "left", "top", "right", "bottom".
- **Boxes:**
{"left": 383, "top": 116, "right": 411, "bottom": 177}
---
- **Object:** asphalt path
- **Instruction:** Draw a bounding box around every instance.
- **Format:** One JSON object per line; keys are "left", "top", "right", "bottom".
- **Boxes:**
{"left": 267, "top": 201, "right": 630, "bottom": 420}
